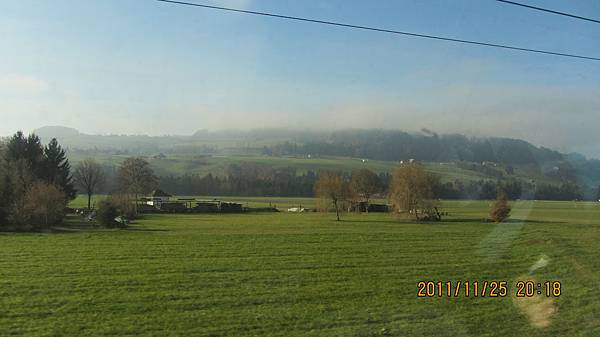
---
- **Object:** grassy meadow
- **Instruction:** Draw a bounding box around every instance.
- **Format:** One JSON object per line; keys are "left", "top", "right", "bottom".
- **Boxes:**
{"left": 1, "top": 200, "right": 599, "bottom": 336}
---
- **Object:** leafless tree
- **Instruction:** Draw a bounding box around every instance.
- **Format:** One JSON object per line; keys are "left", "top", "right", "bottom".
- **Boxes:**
{"left": 117, "top": 157, "right": 158, "bottom": 214}
{"left": 315, "top": 171, "right": 350, "bottom": 221}
{"left": 350, "top": 169, "right": 382, "bottom": 212}
{"left": 490, "top": 192, "right": 511, "bottom": 223}
{"left": 73, "top": 158, "right": 106, "bottom": 210}
{"left": 389, "top": 163, "right": 441, "bottom": 221}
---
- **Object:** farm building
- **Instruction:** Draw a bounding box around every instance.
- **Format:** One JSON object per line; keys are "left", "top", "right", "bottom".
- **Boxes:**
{"left": 160, "top": 202, "right": 187, "bottom": 213}
{"left": 349, "top": 201, "right": 390, "bottom": 213}
{"left": 192, "top": 201, "right": 220, "bottom": 213}
{"left": 220, "top": 202, "right": 244, "bottom": 212}
{"left": 139, "top": 195, "right": 244, "bottom": 214}
{"left": 144, "top": 189, "right": 172, "bottom": 208}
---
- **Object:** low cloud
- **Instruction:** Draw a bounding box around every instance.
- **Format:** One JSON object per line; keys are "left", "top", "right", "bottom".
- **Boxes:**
{"left": 301, "top": 83, "right": 600, "bottom": 157}
{"left": 0, "top": 74, "right": 48, "bottom": 94}
{"left": 2, "top": 67, "right": 599, "bottom": 158}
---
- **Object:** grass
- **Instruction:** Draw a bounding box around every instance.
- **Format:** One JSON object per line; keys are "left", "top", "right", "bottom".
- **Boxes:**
{"left": 1, "top": 200, "right": 599, "bottom": 336}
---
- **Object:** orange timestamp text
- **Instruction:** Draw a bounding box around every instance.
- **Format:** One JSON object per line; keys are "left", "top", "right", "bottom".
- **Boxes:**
{"left": 417, "top": 280, "right": 561, "bottom": 298}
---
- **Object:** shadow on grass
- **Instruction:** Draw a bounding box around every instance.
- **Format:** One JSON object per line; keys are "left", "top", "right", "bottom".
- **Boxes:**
{"left": 346, "top": 217, "right": 561, "bottom": 225}
{"left": 441, "top": 218, "right": 557, "bottom": 224}
{"left": 123, "top": 227, "right": 170, "bottom": 232}
{"left": 47, "top": 225, "right": 170, "bottom": 234}
{"left": 45, "top": 216, "right": 171, "bottom": 234}
{"left": 344, "top": 218, "right": 419, "bottom": 225}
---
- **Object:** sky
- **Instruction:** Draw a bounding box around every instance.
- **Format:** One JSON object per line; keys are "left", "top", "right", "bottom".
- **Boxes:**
{"left": 1, "top": 0, "right": 599, "bottom": 157}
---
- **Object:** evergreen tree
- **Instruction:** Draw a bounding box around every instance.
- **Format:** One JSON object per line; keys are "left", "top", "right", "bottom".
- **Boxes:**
{"left": 6, "top": 132, "right": 44, "bottom": 175}
{"left": 43, "top": 138, "right": 76, "bottom": 200}
{"left": 0, "top": 132, "right": 74, "bottom": 229}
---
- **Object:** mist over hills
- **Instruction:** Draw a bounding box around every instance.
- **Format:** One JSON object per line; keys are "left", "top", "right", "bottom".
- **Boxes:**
{"left": 24, "top": 125, "right": 600, "bottom": 189}
{"left": 29, "top": 126, "right": 592, "bottom": 161}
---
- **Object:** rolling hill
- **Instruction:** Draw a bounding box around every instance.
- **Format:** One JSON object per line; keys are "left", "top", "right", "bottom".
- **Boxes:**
{"left": 27, "top": 127, "right": 600, "bottom": 196}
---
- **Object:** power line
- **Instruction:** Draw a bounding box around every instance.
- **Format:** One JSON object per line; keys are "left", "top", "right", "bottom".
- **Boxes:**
{"left": 496, "top": 0, "right": 600, "bottom": 24}
{"left": 155, "top": 0, "right": 600, "bottom": 62}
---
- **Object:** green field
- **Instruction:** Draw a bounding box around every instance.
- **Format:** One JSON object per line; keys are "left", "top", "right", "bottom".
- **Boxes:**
{"left": 1, "top": 200, "right": 599, "bottom": 336}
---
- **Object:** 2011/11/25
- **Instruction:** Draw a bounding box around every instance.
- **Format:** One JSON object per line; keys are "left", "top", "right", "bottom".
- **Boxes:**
{"left": 417, "top": 281, "right": 561, "bottom": 298}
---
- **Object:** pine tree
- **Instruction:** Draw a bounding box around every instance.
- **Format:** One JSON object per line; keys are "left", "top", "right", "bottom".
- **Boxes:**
{"left": 43, "top": 138, "right": 76, "bottom": 200}
{"left": 6, "top": 132, "right": 44, "bottom": 175}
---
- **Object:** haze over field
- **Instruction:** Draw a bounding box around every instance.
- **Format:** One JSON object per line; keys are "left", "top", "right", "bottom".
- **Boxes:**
{"left": 1, "top": 0, "right": 599, "bottom": 156}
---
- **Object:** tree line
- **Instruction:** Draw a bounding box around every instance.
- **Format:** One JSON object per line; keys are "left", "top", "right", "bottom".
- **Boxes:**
{"left": 315, "top": 164, "right": 443, "bottom": 221}
{"left": 315, "top": 163, "right": 513, "bottom": 223}
{"left": 155, "top": 163, "right": 587, "bottom": 201}
{"left": 265, "top": 130, "right": 564, "bottom": 165}
{"left": 157, "top": 164, "right": 390, "bottom": 198}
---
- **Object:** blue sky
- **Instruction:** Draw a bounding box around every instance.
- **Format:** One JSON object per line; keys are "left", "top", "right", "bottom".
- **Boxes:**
{"left": 1, "top": 0, "right": 599, "bottom": 156}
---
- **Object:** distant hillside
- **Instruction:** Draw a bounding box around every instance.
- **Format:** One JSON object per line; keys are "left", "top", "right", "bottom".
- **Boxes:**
{"left": 27, "top": 126, "right": 600, "bottom": 189}
{"left": 265, "top": 130, "right": 600, "bottom": 187}
{"left": 267, "top": 130, "right": 565, "bottom": 166}
{"left": 33, "top": 126, "right": 79, "bottom": 139}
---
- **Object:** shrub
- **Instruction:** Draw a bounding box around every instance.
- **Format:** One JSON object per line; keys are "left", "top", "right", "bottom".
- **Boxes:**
{"left": 22, "top": 182, "right": 67, "bottom": 229}
{"left": 490, "top": 193, "right": 511, "bottom": 223}
{"left": 96, "top": 200, "right": 120, "bottom": 228}
{"left": 96, "top": 196, "right": 133, "bottom": 228}
{"left": 109, "top": 194, "right": 137, "bottom": 219}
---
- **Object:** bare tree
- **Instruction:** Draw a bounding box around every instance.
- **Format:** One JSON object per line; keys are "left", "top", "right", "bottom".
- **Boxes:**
{"left": 490, "top": 192, "right": 511, "bottom": 223}
{"left": 315, "top": 171, "right": 349, "bottom": 221}
{"left": 73, "top": 159, "right": 106, "bottom": 210}
{"left": 389, "top": 163, "right": 441, "bottom": 221}
{"left": 117, "top": 157, "right": 158, "bottom": 214}
{"left": 350, "top": 169, "right": 382, "bottom": 212}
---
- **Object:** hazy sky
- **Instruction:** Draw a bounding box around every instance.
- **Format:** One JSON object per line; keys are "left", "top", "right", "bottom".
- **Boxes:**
{"left": 1, "top": 0, "right": 599, "bottom": 156}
